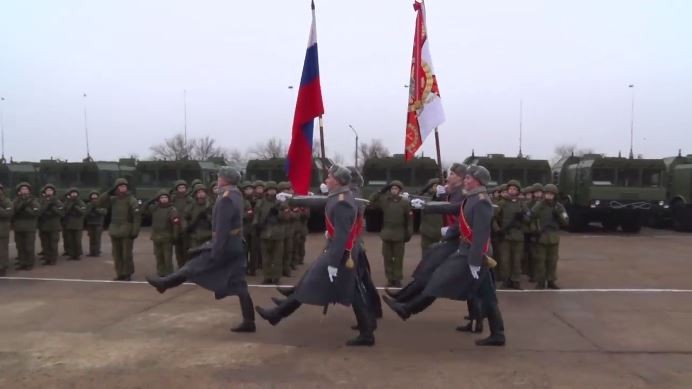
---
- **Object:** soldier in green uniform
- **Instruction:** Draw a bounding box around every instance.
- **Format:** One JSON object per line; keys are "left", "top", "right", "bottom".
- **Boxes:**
{"left": 12, "top": 183, "right": 41, "bottom": 270}
{"left": 98, "top": 178, "right": 141, "bottom": 281}
{"left": 85, "top": 191, "right": 107, "bottom": 257}
{"left": 253, "top": 181, "right": 288, "bottom": 284}
{"left": 527, "top": 183, "right": 544, "bottom": 281}
{"left": 531, "top": 184, "right": 568, "bottom": 289}
{"left": 0, "top": 184, "right": 13, "bottom": 276}
{"left": 292, "top": 202, "right": 309, "bottom": 267}
{"left": 495, "top": 179, "right": 528, "bottom": 289}
{"left": 208, "top": 181, "right": 218, "bottom": 205}
{"left": 418, "top": 178, "right": 444, "bottom": 252}
{"left": 63, "top": 188, "right": 87, "bottom": 260}
{"left": 521, "top": 185, "right": 535, "bottom": 277}
{"left": 147, "top": 190, "right": 181, "bottom": 276}
{"left": 61, "top": 192, "right": 70, "bottom": 257}
{"left": 277, "top": 182, "right": 296, "bottom": 277}
{"left": 250, "top": 180, "right": 265, "bottom": 271}
{"left": 38, "top": 184, "right": 65, "bottom": 266}
{"left": 171, "top": 180, "right": 192, "bottom": 268}
{"left": 186, "top": 184, "right": 213, "bottom": 249}
{"left": 240, "top": 182, "right": 257, "bottom": 275}
{"left": 369, "top": 180, "right": 413, "bottom": 287}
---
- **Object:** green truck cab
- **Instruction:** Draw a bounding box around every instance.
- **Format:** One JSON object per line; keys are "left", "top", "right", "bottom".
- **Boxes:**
{"left": 553, "top": 154, "right": 667, "bottom": 233}
{"left": 244, "top": 157, "right": 332, "bottom": 231}
{"left": 463, "top": 153, "right": 552, "bottom": 187}
{"left": 132, "top": 159, "right": 222, "bottom": 204}
{"left": 361, "top": 155, "right": 439, "bottom": 232}
{"left": 660, "top": 153, "right": 692, "bottom": 230}
{"left": 36, "top": 158, "right": 124, "bottom": 197}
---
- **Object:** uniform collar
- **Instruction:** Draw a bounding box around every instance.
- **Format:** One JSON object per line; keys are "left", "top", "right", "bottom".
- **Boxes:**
{"left": 465, "top": 186, "right": 487, "bottom": 197}
{"left": 328, "top": 186, "right": 350, "bottom": 198}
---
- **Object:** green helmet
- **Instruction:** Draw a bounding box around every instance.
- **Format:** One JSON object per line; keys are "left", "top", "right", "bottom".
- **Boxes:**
{"left": 277, "top": 181, "right": 292, "bottom": 191}
{"left": 190, "top": 179, "right": 203, "bottom": 188}
{"left": 506, "top": 179, "right": 521, "bottom": 190}
{"left": 264, "top": 181, "right": 277, "bottom": 190}
{"left": 240, "top": 181, "right": 254, "bottom": 190}
{"left": 192, "top": 183, "right": 208, "bottom": 193}
{"left": 88, "top": 190, "right": 99, "bottom": 198}
{"left": 388, "top": 180, "right": 404, "bottom": 190}
{"left": 532, "top": 183, "right": 545, "bottom": 193}
{"left": 114, "top": 178, "right": 129, "bottom": 187}
{"left": 543, "top": 184, "right": 558, "bottom": 194}
{"left": 499, "top": 184, "right": 507, "bottom": 192}
{"left": 209, "top": 180, "right": 218, "bottom": 189}
{"left": 521, "top": 186, "right": 531, "bottom": 194}
{"left": 67, "top": 187, "right": 80, "bottom": 195}
{"left": 253, "top": 180, "right": 265, "bottom": 189}
{"left": 155, "top": 189, "right": 171, "bottom": 200}
{"left": 15, "top": 181, "right": 32, "bottom": 193}
{"left": 41, "top": 184, "right": 56, "bottom": 193}
{"left": 174, "top": 179, "right": 188, "bottom": 189}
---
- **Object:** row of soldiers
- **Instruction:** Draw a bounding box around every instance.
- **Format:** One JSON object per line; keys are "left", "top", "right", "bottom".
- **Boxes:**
{"left": 369, "top": 177, "right": 569, "bottom": 290}
{"left": 0, "top": 182, "right": 108, "bottom": 276}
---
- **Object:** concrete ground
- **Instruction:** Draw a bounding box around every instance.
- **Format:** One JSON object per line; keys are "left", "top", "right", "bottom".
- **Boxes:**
{"left": 1, "top": 228, "right": 692, "bottom": 388}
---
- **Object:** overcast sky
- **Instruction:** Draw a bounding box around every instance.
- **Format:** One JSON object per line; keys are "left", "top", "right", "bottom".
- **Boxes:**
{"left": 1, "top": 0, "right": 691, "bottom": 164}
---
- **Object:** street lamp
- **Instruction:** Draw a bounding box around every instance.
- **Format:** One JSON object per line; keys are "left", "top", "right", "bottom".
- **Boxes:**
{"left": 0, "top": 96, "right": 5, "bottom": 161}
{"left": 348, "top": 124, "right": 359, "bottom": 170}
{"left": 628, "top": 84, "right": 635, "bottom": 159}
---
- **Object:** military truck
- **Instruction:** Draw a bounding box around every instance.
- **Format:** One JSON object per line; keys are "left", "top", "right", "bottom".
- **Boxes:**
{"left": 35, "top": 158, "right": 124, "bottom": 197}
{"left": 658, "top": 153, "right": 692, "bottom": 230}
{"left": 244, "top": 157, "right": 332, "bottom": 231}
{"left": 132, "top": 159, "right": 224, "bottom": 204}
{"left": 361, "top": 155, "right": 440, "bottom": 232}
{"left": 553, "top": 154, "right": 667, "bottom": 233}
{"left": 463, "top": 153, "right": 552, "bottom": 188}
{"left": 0, "top": 161, "right": 39, "bottom": 196}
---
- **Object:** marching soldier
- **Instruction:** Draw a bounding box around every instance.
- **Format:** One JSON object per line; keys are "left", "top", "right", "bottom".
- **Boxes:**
{"left": 98, "top": 178, "right": 141, "bottom": 281}
{"left": 12, "top": 183, "right": 40, "bottom": 270}
{"left": 495, "top": 179, "right": 528, "bottom": 289}
{"left": 146, "top": 167, "right": 256, "bottom": 333}
{"left": 240, "top": 182, "right": 257, "bottom": 275}
{"left": 85, "top": 191, "right": 107, "bottom": 257}
{"left": 531, "top": 184, "right": 569, "bottom": 289}
{"left": 63, "top": 188, "right": 87, "bottom": 260}
{"left": 253, "top": 181, "right": 288, "bottom": 284}
{"left": 0, "top": 184, "right": 13, "bottom": 276}
{"left": 418, "top": 178, "right": 444, "bottom": 252}
{"left": 38, "top": 184, "right": 65, "bottom": 266}
{"left": 172, "top": 180, "right": 192, "bottom": 268}
{"left": 185, "top": 184, "right": 213, "bottom": 248}
{"left": 256, "top": 165, "right": 376, "bottom": 346}
{"left": 278, "top": 181, "right": 296, "bottom": 277}
{"left": 369, "top": 180, "right": 413, "bottom": 287}
{"left": 147, "top": 190, "right": 181, "bottom": 276}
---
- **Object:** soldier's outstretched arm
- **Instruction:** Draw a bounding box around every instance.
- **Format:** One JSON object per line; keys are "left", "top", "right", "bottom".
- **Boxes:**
{"left": 288, "top": 195, "right": 327, "bottom": 209}
{"left": 323, "top": 202, "right": 356, "bottom": 267}
{"left": 423, "top": 201, "right": 461, "bottom": 215}
{"left": 467, "top": 200, "right": 493, "bottom": 267}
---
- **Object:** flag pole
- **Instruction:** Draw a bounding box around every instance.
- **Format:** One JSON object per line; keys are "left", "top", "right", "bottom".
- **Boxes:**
{"left": 434, "top": 127, "right": 444, "bottom": 181}
{"left": 318, "top": 115, "right": 329, "bottom": 176}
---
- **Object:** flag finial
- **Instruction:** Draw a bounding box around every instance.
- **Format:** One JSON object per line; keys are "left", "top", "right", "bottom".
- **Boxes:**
{"left": 311, "top": 0, "right": 315, "bottom": 10}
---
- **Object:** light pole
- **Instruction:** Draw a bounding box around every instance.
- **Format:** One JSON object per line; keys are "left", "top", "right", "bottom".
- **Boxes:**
{"left": 628, "top": 84, "right": 635, "bottom": 159}
{"left": 83, "top": 93, "right": 91, "bottom": 159}
{"left": 348, "top": 124, "right": 359, "bottom": 170}
{"left": 0, "top": 96, "right": 5, "bottom": 161}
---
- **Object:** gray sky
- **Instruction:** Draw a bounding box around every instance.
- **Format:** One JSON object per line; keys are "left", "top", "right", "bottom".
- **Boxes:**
{"left": 1, "top": 0, "right": 691, "bottom": 164}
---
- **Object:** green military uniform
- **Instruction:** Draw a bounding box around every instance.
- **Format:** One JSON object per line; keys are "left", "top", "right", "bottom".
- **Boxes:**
{"left": 495, "top": 180, "right": 528, "bottom": 289}
{"left": 171, "top": 180, "right": 192, "bottom": 268}
{"left": 11, "top": 183, "right": 41, "bottom": 270}
{"left": 85, "top": 191, "right": 107, "bottom": 256}
{"left": 0, "top": 185, "right": 14, "bottom": 276}
{"left": 38, "top": 185, "right": 65, "bottom": 266}
{"left": 208, "top": 181, "right": 218, "bottom": 206}
{"left": 240, "top": 182, "right": 257, "bottom": 275}
{"left": 253, "top": 181, "right": 288, "bottom": 284}
{"left": 531, "top": 184, "right": 568, "bottom": 289}
{"left": 250, "top": 180, "right": 265, "bottom": 272}
{"left": 98, "top": 178, "right": 141, "bottom": 281}
{"left": 526, "top": 183, "right": 544, "bottom": 281}
{"left": 63, "top": 188, "right": 87, "bottom": 260}
{"left": 278, "top": 182, "right": 296, "bottom": 277}
{"left": 293, "top": 205, "right": 309, "bottom": 266}
{"left": 369, "top": 180, "right": 413, "bottom": 287}
{"left": 148, "top": 190, "right": 181, "bottom": 276}
{"left": 418, "top": 178, "right": 443, "bottom": 252}
{"left": 521, "top": 186, "right": 535, "bottom": 277}
{"left": 185, "top": 184, "right": 213, "bottom": 249}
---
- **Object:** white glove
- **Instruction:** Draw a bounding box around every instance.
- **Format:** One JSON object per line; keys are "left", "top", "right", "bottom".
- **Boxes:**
{"left": 436, "top": 185, "right": 446, "bottom": 196}
{"left": 327, "top": 265, "right": 338, "bottom": 283}
{"left": 401, "top": 192, "right": 410, "bottom": 200}
{"left": 411, "top": 198, "right": 426, "bottom": 209}
{"left": 469, "top": 265, "right": 481, "bottom": 279}
{"left": 319, "top": 183, "right": 329, "bottom": 194}
{"left": 307, "top": 191, "right": 314, "bottom": 196}
{"left": 276, "top": 192, "right": 292, "bottom": 202}
{"left": 324, "top": 230, "right": 329, "bottom": 240}
{"left": 440, "top": 226, "right": 449, "bottom": 236}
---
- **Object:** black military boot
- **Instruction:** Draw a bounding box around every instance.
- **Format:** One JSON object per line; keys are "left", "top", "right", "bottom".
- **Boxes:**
{"left": 347, "top": 299, "right": 376, "bottom": 346}
{"left": 475, "top": 302, "right": 505, "bottom": 347}
{"left": 255, "top": 298, "right": 301, "bottom": 326}
{"left": 382, "top": 295, "right": 411, "bottom": 320}
{"left": 145, "top": 271, "right": 186, "bottom": 294}
{"left": 535, "top": 281, "right": 546, "bottom": 290}
{"left": 231, "top": 293, "right": 256, "bottom": 333}
{"left": 387, "top": 280, "right": 424, "bottom": 303}
{"left": 547, "top": 281, "right": 561, "bottom": 290}
{"left": 276, "top": 286, "right": 295, "bottom": 297}
{"left": 383, "top": 294, "right": 435, "bottom": 321}
{"left": 271, "top": 296, "right": 286, "bottom": 306}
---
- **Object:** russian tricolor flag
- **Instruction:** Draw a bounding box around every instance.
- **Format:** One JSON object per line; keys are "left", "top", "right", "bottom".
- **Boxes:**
{"left": 287, "top": 0, "right": 325, "bottom": 195}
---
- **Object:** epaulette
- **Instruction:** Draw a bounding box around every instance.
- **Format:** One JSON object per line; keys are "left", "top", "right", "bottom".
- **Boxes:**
{"left": 338, "top": 193, "right": 345, "bottom": 201}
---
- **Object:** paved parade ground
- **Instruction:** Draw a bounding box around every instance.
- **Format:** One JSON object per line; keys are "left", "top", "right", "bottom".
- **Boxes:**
{"left": 1, "top": 228, "right": 692, "bottom": 388}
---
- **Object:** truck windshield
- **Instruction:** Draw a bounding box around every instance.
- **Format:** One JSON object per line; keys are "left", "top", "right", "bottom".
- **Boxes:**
{"left": 617, "top": 168, "right": 639, "bottom": 187}
{"left": 592, "top": 168, "right": 614, "bottom": 185}
{"left": 642, "top": 169, "right": 661, "bottom": 187}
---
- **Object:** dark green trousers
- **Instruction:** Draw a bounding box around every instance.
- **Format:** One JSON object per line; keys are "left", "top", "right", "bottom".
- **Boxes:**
{"left": 382, "top": 239, "right": 405, "bottom": 282}
{"left": 153, "top": 240, "right": 174, "bottom": 276}
{"left": 261, "top": 239, "right": 283, "bottom": 281}
{"left": 111, "top": 237, "right": 134, "bottom": 277}
{"left": 14, "top": 231, "right": 36, "bottom": 268}
{"left": 87, "top": 225, "right": 102, "bottom": 256}
{"left": 499, "top": 240, "right": 524, "bottom": 282}
{"left": 64, "top": 229, "right": 83, "bottom": 259}
{"left": 39, "top": 230, "right": 60, "bottom": 265}
{"left": 534, "top": 244, "right": 560, "bottom": 282}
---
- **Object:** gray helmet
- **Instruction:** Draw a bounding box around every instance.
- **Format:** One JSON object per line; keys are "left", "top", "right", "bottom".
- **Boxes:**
{"left": 328, "top": 165, "right": 351, "bottom": 186}
{"left": 449, "top": 163, "right": 468, "bottom": 177}
{"left": 467, "top": 165, "right": 491, "bottom": 186}
{"left": 217, "top": 166, "right": 241, "bottom": 185}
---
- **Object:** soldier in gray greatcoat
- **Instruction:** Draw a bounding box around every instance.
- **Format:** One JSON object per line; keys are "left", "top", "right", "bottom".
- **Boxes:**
{"left": 145, "top": 166, "right": 256, "bottom": 333}
{"left": 255, "top": 165, "right": 376, "bottom": 346}
{"left": 382, "top": 165, "right": 506, "bottom": 346}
